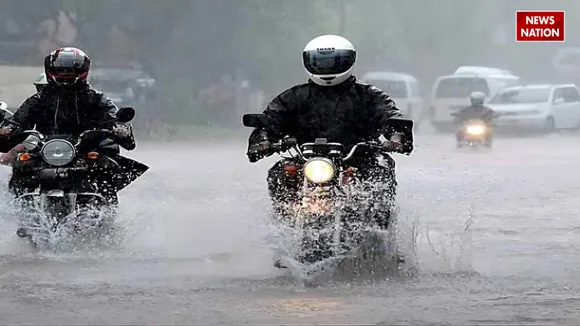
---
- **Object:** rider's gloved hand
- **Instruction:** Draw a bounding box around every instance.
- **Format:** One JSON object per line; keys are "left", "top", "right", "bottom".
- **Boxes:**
{"left": 381, "top": 139, "right": 403, "bottom": 152}
{"left": 111, "top": 125, "right": 130, "bottom": 138}
{"left": 0, "top": 126, "right": 14, "bottom": 136}
{"left": 247, "top": 139, "right": 273, "bottom": 163}
{"left": 382, "top": 132, "right": 414, "bottom": 155}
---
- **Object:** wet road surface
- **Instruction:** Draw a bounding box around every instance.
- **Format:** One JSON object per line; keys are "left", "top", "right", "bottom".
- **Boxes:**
{"left": 0, "top": 132, "right": 579, "bottom": 324}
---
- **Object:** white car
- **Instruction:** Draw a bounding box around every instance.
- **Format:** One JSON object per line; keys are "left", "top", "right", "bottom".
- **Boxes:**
{"left": 362, "top": 72, "right": 422, "bottom": 120}
{"left": 488, "top": 84, "right": 580, "bottom": 133}
{"left": 429, "top": 66, "right": 521, "bottom": 131}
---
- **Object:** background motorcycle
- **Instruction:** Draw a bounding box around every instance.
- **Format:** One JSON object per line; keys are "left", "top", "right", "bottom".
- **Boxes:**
{"left": 454, "top": 118, "right": 493, "bottom": 149}
{"left": 243, "top": 113, "right": 408, "bottom": 274}
{"left": 0, "top": 106, "right": 148, "bottom": 246}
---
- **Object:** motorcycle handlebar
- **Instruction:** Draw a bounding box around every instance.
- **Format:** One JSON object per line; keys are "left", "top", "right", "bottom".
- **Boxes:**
{"left": 270, "top": 137, "right": 297, "bottom": 152}
{"left": 268, "top": 138, "right": 401, "bottom": 159}
{"left": 342, "top": 142, "right": 384, "bottom": 161}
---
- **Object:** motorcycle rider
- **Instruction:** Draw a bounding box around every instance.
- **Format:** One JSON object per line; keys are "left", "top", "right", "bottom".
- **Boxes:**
{"left": 0, "top": 47, "right": 136, "bottom": 226}
{"left": 452, "top": 91, "right": 495, "bottom": 147}
{"left": 33, "top": 73, "right": 48, "bottom": 93}
{"left": 246, "top": 35, "right": 414, "bottom": 231}
{"left": 0, "top": 74, "right": 49, "bottom": 166}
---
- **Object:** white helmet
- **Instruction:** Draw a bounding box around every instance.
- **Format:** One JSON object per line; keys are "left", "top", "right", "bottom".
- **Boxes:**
{"left": 33, "top": 73, "right": 48, "bottom": 86}
{"left": 33, "top": 73, "right": 48, "bottom": 92}
{"left": 302, "top": 35, "right": 356, "bottom": 86}
{"left": 470, "top": 91, "right": 486, "bottom": 105}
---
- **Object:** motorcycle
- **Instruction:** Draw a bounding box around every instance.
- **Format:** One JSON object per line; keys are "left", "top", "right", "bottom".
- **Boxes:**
{"left": 455, "top": 118, "right": 492, "bottom": 149}
{"left": 243, "top": 113, "right": 408, "bottom": 272}
{"left": 0, "top": 106, "right": 149, "bottom": 246}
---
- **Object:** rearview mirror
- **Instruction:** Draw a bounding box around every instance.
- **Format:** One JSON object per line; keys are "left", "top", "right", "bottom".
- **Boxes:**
{"left": 242, "top": 113, "right": 268, "bottom": 128}
{"left": 116, "top": 107, "right": 135, "bottom": 123}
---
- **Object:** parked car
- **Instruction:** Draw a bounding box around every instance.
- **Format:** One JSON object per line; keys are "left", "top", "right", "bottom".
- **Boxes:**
{"left": 362, "top": 71, "right": 422, "bottom": 120}
{"left": 89, "top": 67, "right": 155, "bottom": 108}
{"left": 487, "top": 84, "right": 580, "bottom": 133}
{"left": 429, "top": 66, "right": 521, "bottom": 132}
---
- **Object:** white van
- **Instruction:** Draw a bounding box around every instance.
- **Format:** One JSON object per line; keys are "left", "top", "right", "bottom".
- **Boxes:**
{"left": 428, "top": 66, "right": 521, "bottom": 131}
{"left": 362, "top": 71, "right": 422, "bottom": 120}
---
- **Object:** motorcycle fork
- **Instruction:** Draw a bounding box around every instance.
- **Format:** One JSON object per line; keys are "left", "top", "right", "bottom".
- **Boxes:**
{"left": 299, "top": 177, "right": 342, "bottom": 256}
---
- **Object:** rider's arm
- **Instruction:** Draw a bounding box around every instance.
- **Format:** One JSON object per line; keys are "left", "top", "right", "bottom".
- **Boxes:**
{"left": 96, "top": 93, "right": 136, "bottom": 151}
{"left": 5, "top": 95, "right": 40, "bottom": 131}
{"left": 246, "top": 86, "right": 301, "bottom": 162}
{"left": 259, "top": 86, "right": 301, "bottom": 142}
{"left": 366, "top": 85, "right": 414, "bottom": 154}
{"left": 484, "top": 107, "right": 496, "bottom": 121}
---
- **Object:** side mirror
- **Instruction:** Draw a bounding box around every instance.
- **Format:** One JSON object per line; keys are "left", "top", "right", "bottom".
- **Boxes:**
{"left": 553, "top": 97, "right": 565, "bottom": 104}
{"left": 0, "top": 102, "right": 12, "bottom": 121}
{"left": 242, "top": 113, "right": 268, "bottom": 128}
{"left": 116, "top": 107, "right": 135, "bottom": 123}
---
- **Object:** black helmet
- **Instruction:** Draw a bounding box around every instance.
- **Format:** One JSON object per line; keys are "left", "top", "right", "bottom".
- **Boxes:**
{"left": 44, "top": 47, "right": 91, "bottom": 87}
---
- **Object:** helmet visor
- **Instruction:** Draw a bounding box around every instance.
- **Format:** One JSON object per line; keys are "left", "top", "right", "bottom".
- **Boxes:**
{"left": 303, "top": 49, "right": 356, "bottom": 75}
{"left": 52, "top": 52, "right": 85, "bottom": 83}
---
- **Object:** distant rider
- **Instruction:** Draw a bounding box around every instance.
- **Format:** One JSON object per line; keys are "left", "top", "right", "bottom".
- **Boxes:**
{"left": 452, "top": 91, "right": 495, "bottom": 146}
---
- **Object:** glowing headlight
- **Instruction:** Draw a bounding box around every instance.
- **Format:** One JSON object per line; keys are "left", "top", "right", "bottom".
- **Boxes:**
{"left": 466, "top": 125, "right": 486, "bottom": 135}
{"left": 41, "top": 139, "right": 76, "bottom": 166}
{"left": 303, "top": 158, "right": 335, "bottom": 184}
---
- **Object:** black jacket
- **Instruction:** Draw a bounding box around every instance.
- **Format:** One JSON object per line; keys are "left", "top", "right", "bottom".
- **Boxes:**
{"left": 9, "top": 82, "right": 135, "bottom": 150}
{"left": 453, "top": 105, "right": 495, "bottom": 124}
{"left": 248, "top": 76, "right": 413, "bottom": 156}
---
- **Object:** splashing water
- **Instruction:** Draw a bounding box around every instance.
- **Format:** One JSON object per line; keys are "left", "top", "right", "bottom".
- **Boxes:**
{"left": 261, "top": 179, "right": 419, "bottom": 286}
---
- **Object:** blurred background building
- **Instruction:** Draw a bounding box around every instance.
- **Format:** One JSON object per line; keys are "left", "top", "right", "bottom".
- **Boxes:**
{"left": 0, "top": 0, "right": 578, "bottom": 137}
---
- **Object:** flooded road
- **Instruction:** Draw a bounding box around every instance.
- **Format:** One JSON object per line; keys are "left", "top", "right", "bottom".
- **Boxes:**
{"left": 0, "top": 132, "right": 579, "bottom": 324}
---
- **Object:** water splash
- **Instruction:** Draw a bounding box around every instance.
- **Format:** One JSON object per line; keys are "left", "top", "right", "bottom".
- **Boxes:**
{"left": 261, "top": 179, "right": 417, "bottom": 286}
{"left": 418, "top": 204, "right": 475, "bottom": 274}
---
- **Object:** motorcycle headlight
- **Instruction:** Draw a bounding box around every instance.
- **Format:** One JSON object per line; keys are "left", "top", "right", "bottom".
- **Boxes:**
{"left": 303, "top": 158, "right": 335, "bottom": 184}
{"left": 41, "top": 139, "right": 76, "bottom": 166}
{"left": 466, "top": 125, "right": 486, "bottom": 135}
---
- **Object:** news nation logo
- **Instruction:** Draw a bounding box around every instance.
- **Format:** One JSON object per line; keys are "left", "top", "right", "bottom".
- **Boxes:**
{"left": 516, "top": 10, "right": 565, "bottom": 42}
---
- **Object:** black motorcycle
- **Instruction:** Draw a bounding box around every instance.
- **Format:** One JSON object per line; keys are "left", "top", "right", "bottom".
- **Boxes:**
{"left": 243, "top": 113, "right": 408, "bottom": 269}
{"left": 0, "top": 106, "right": 148, "bottom": 244}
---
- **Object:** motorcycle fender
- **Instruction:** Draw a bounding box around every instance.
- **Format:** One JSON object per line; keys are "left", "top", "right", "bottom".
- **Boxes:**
{"left": 76, "top": 192, "right": 105, "bottom": 199}
{"left": 76, "top": 192, "right": 106, "bottom": 204}
{"left": 18, "top": 192, "right": 40, "bottom": 201}
{"left": 45, "top": 189, "right": 65, "bottom": 197}
{"left": 18, "top": 191, "right": 78, "bottom": 215}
